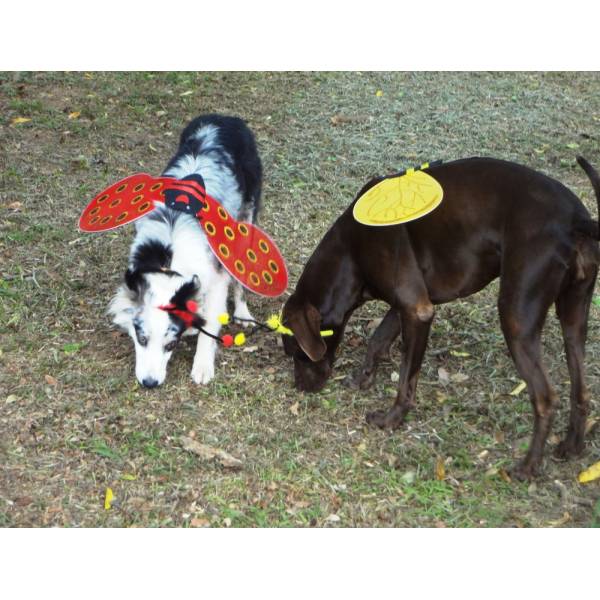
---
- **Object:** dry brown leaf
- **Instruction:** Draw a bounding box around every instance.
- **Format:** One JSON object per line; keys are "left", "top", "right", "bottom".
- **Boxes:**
{"left": 494, "top": 430, "right": 505, "bottom": 444}
{"left": 44, "top": 374, "right": 58, "bottom": 386}
{"left": 289, "top": 401, "right": 300, "bottom": 416}
{"left": 180, "top": 436, "right": 243, "bottom": 469}
{"left": 499, "top": 468, "right": 512, "bottom": 483}
{"left": 8, "top": 201, "right": 22, "bottom": 210}
{"left": 435, "top": 457, "right": 446, "bottom": 480}
{"left": 190, "top": 517, "right": 210, "bottom": 528}
{"left": 68, "top": 111, "right": 81, "bottom": 120}
{"left": 330, "top": 114, "right": 369, "bottom": 126}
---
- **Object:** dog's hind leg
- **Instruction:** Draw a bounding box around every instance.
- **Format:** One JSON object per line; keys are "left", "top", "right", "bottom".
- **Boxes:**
{"left": 554, "top": 259, "right": 597, "bottom": 458}
{"left": 498, "top": 244, "right": 568, "bottom": 480}
{"left": 346, "top": 308, "right": 402, "bottom": 390}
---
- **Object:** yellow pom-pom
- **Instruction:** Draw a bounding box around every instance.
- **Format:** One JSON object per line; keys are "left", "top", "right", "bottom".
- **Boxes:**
{"left": 218, "top": 313, "right": 230, "bottom": 325}
{"left": 266, "top": 314, "right": 281, "bottom": 330}
{"left": 234, "top": 332, "right": 246, "bottom": 346}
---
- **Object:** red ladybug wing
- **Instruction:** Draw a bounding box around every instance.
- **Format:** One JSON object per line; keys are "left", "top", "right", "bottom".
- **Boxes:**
{"left": 79, "top": 174, "right": 175, "bottom": 232}
{"left": 199, "top": 195, "right": 288, "bottom": 298}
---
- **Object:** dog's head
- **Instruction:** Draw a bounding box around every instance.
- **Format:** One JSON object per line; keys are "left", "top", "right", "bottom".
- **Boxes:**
{"left": 281, "top": 296, "right": 343, "bottom": 393}
{"left": 108, "top": 269, "right": 203, "bottom": 388}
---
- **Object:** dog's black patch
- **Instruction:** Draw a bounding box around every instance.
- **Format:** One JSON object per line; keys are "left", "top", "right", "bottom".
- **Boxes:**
{"left": 170, "top": 279, "right": 199, "bottom": 308}
{"left": 163, "top": 114, "right": 263, "bottom": 221}
{"left": 125, "top": 240, "right": 178, "bottom": 296}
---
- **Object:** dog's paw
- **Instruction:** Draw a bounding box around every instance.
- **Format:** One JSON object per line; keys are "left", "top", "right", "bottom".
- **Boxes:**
{"left": 191, "top": 359, "right": 215, "bottom": 385}
{"left": 509, "top": 460, "right": 540, "bottom": 482}
{"left": 365, "top": 408, "right": 405, "bottom": 430}
{"left": 344, "top": 368, "right": 376, "bottom": 390}
{"left": 554, "top": 436, "right": 584, "bottom": 460}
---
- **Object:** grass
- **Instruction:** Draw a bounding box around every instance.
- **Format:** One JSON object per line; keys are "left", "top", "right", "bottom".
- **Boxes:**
{"left": 1, "top": 71, "right": 600, "bottom": 527}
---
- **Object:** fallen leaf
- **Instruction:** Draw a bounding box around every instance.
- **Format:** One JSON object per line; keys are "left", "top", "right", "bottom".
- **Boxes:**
{"left": 450, "top": 372, "right": 469, "bottom": 383}
{"left": 242, "top": 345, "right": 258, "bottom": 353}
{"left": 223, "top": 517, "right": 232, "bottom": 527}
{"left": 330, "top": 114, "right": 369, "bottom": 126}
{"left": 121, "top": 473, "right": 137, "bottom": 481}
{"left": 494, "top": 430, "right": 505, "bottom": 444}
{"left": 510, "top": 380, "right": 527, "bottom": 396}
{"left": 104, "top": 487, "right": 114, "bottom": 510}
{"left": 180, "top": 90, "right": 193, "bottom": 97}
{"left": 68, "top": 111, "right": 81, "bottom": 120}
{"left": 450, "top": 350, "right": 471, "bottom": 358}
{"left": 566, "top": 142, "right": 580, "bottom": 149}
{"left": 14, "top": 496, "right": 33, "bottom": 507}
{"left": 435, "top": 390, "right": 447, "bottom": 404}
{"left": 180, "top": 436, "right": 243, "bottom": 469}
{"left": 390, "top": 371, "right": 400, "bottom": 383}
{"left": 499, "top": 468, "right": 512, "bottom": 483}
{"left": 325, "top": 513, "right": 340, "bottom": 523}
{"left": 8, "top": 201, "right": 22, "bottom": 210}
{"left": 578, "top": 460, "right": 600, "bottom": 483}
{"left": 5, "top": 394, "right": 18, "bottom": 404}
{"left": 375, "top": 90, "right": 383, "bottom": 97}
{"left": 438, "top": 367, "right": 450, "bottom": 385}
{"left": 289, "top": 401, "right": 299, "bottom": 416}
{"left": 44, "top": 374, "right": 58, "bottom": 386}
{"left": 190, "top": 517, "right": 210, "bottom": 528}
{"left": 11, "top": 117, "right": 31, "bottom": 125}
{"left": 435, "top": 457, "right": 446, "bottom": 480}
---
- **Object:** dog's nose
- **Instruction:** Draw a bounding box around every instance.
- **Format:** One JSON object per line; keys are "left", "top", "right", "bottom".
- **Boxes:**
{"left": 141, "top": 377, "right": 159, "bottom": 389}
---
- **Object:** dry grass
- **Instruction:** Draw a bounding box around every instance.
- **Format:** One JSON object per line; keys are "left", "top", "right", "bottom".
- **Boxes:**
{"left": 1, "top": 71, "right": 600, "bottom": 527}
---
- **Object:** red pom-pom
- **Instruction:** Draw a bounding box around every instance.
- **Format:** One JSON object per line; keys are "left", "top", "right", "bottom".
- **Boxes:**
{"left": 221, "top": 334, "right": 234, "bottom": 347}
{"left": 186, "top": 300, "right": 198, "bottom": 312}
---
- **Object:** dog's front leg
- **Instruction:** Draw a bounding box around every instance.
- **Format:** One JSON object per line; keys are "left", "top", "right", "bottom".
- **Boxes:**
{"left": 367, "top": 304, "right": 433, "bottom": 429}
{"left": 191, "top": 272, "right": 230, "bottom": 385}
{"left": 346, "top": 308, "right": 402, "bottom": 390}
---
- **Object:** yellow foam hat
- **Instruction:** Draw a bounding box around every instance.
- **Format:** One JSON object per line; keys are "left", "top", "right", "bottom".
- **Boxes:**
{"left": 353, "top": 163, "right": 443, "bottom": 226}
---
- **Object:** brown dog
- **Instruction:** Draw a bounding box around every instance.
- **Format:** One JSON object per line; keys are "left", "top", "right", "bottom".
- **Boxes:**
{"left": 282, "top": 157, "right": 600, "bottom": 479}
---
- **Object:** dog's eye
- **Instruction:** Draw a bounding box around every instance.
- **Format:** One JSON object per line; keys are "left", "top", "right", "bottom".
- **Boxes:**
{"left": 164, "top": 340, "right": 177, "bottom": 352}
{"left": 137, "top": 334, "right": 148, "bottom": 346}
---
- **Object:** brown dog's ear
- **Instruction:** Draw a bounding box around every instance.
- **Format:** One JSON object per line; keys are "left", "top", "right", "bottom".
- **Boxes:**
{"left": 286, "top": 301, "right": 327, "bottom": 362}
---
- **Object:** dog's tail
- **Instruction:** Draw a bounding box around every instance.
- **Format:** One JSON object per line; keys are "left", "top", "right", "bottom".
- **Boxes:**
{"left": 576, "top": 156, "right": 600, "bottom": 240}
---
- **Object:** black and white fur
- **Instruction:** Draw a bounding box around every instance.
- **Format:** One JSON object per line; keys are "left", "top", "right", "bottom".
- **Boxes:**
{"left": 108, "top": 115, "right": 262, "bottom": 387}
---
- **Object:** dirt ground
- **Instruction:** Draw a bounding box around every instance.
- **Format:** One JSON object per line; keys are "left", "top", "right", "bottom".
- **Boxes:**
{"left": 1, "top": 71, "right": 600, "bottom": 527}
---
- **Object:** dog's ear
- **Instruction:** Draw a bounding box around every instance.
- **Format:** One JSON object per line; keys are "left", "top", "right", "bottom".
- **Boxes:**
{"left": 107, "top": 286, "right": 137, "bottom": 331}
{"left": 124, "top": 268, "right": 147, "bottom": 299}
{"left": 284, "top": 300, "right": 327, "bottom": 362}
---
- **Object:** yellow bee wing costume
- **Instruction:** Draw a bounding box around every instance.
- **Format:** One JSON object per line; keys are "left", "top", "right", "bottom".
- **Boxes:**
{"left": 353, "top": 161, "right": 444, "bottom": 226}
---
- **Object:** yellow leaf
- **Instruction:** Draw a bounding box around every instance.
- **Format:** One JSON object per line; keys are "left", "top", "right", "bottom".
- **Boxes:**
{"left": 435, "top": 457, "right": 445, "bottom": 480}
{"left": 577, "top": 460, "right": 600, "bottom": 483}
{"left": 375, "top": 90, "right": 383, "bottom": 97}
{"left": 68, "top": 111, "right": 81, "bottom": 120}
{"left": 510, "top": 380, "right": 527, "bottom": 396}
{"left": 11, "top": 117, "right": 31, "bottom": 125}
{"left": 104, "top": 487, "right": 114, "bottom": 510}
{"left": 450, "top": 350, "right": 471, "bottom": 358}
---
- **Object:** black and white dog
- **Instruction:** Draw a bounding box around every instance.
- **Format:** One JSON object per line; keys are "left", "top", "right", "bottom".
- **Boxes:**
{"left": 108, "top": 114, "right": 262, "bottom": 387}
